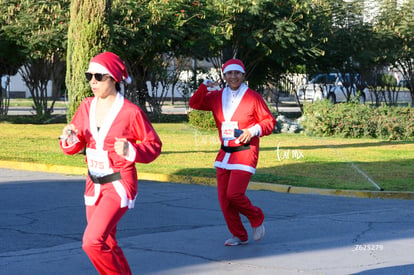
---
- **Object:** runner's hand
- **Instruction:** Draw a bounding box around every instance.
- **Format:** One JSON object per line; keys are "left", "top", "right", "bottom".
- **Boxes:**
{"left": 115, "top": 137, "right": 129, "bottom": 157}
{"left": 60, "top": 124, "right": 79, "bottom": 144}
{"left": 236, "top": 129, "right": 252, "bottom": 144}
{"left": 61, "top": 124, "right": 78, "bottom": 138}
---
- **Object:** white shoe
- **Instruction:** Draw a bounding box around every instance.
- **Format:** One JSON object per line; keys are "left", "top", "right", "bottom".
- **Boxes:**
{"left": 253, "top": 224, "right": 265, "bottom": 241}
{"left": 225, "top": 236, "right": 248, "bottom": 246}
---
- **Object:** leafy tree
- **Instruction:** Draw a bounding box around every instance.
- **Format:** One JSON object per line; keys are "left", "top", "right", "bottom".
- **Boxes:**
{"left": 167, "top": 0, "right": 223, "bottom": 93}
{"left": 111, "top": 0, "right": 220, "bottom": 113}
{"left": 66, "top": 0, "right": 113, "bottom": 120}
{"left": 306, "top": 0, "right": 413, "bottom": 106}
{"left": 0, "top": 32, "right": 26, "bottom": 77}
{"left": 0, "top": 0, "right": 69, "bottom": 118}
{"left": 0, "top": 31, "right": 27, "bottom": 116}
{"left": 205, "top": 0, "right": 327, "bottom": 91}
{"left": 310, "top": 0, "right": 369, "bottom": 102}
{"left": 381, "top": 0, "right": 414, "bottom": 106}
{"left": 358, "top": 2, "right": 403, "bottom": 106}
{"left": 110, "top": 0, "right": 168, "bottom": 112}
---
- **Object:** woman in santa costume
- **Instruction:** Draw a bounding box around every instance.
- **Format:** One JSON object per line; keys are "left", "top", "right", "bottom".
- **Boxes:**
{"left": 189, "top": 59, "right": 276, "bottom": 246}
{"left": 60, "top": 52, "right": 162, "bottom": 274}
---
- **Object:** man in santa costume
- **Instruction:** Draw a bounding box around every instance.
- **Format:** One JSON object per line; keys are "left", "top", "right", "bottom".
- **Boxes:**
{"left": 60, "top": 52, "right": 162, "bottom": 274}
{"left": 189, "top": 59, "right": 276, "bottom": 246}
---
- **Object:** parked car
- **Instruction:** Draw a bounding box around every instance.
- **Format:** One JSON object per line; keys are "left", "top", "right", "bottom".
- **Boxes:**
{"left": 298, "top": 73, "right": 367, "bottom": 104}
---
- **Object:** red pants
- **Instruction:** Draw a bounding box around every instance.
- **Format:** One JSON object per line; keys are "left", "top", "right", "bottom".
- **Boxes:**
{"left": 82, "top": 183, "right": 131, "bottom": 275}
{"left": 216, "top": 168, "right": 264, "bottom": 242}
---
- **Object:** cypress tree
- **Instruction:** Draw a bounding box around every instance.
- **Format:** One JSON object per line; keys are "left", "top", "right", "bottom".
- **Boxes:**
{"left": 66, "top": 0, "right": 113, "bottom": 120}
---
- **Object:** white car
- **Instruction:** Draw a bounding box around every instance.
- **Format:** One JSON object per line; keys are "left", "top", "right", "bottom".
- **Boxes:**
{"left": 298, "top": 73, "right": 367, "bottom": 103}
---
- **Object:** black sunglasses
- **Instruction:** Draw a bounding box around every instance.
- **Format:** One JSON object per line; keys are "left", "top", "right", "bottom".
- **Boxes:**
{"left": 85, "top": 72, "right": 110, "bottom": 81}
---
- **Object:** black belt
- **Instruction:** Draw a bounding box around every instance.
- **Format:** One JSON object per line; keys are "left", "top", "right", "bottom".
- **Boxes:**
{"left": 88, "top": 171, "right": 122, "bottom": 184}
{"left": 221, "top": 144, "right": 250, "bottom": 153}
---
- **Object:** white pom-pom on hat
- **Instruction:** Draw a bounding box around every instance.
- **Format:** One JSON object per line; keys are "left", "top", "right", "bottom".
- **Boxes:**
{"left": 124, "top": 76, "right": 132, "bottom": 84}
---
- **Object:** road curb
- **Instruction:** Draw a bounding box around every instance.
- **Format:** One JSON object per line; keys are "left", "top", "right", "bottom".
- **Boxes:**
{"left": 1, "top": 160, "right": 413, "bottom": 200}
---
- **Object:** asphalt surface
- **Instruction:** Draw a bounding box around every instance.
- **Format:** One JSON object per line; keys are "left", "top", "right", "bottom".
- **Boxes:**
{"left": 2, "top": 168, "right": 414, "bottom": 275}
{"left": 6, "top": 100, "right": 302, "bottom": 116}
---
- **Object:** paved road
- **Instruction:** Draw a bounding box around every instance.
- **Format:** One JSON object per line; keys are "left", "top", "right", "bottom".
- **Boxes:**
{"left": 1, "top": 168, "right": 414, "bottom": 275}
{"left": 7, "top": 107, "right": 67, "bottom": 116}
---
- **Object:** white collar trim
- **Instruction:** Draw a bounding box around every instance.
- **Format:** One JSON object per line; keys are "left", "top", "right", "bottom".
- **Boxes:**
{"left": 90, "top": 93, "right": 124, "bottom": 150}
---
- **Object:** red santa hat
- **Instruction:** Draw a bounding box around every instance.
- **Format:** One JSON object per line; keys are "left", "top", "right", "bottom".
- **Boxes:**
{"left": 87, "top": 52, "right": 132, "bottom": 84}
{"left": 222, "top": 59, "right": 245, "bottom": 74}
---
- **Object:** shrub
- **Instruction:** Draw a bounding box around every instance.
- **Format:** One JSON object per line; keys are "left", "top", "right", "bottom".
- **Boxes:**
{"left": 301, "top": 100, "right": 414, "bottom": 141}
{"left": 147, "top": 113, "right": 188, "bottom": 123}
{"left": 188, "top": 109, "right": 216, "bottom": 130}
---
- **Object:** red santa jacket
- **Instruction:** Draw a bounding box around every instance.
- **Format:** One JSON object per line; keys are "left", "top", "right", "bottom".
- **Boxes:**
{"left": 60, "top": 93, "right": 162, "bottom": 208}
{"left": 189, "top": 82, "right": 276, "bottom": 174}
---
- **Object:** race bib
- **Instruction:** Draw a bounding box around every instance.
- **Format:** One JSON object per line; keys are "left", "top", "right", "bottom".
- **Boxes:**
{"left": 221, "top": 121, "right": 238, "bottom": 139}
{"left": 86, "top": 148, "right": 111, "bottom": 176}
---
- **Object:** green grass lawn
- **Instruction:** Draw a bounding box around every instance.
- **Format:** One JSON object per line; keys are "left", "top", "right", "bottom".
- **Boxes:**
{"left": 0, "top": 122, "right": 413, "bottom": 191}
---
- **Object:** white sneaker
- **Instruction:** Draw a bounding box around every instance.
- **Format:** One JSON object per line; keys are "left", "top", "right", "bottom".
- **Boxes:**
{"left": 225, "top": 236, "right": 248, "bottom": 246}
{"left": 253, "top": 224, "right": 265, "bottom": 241}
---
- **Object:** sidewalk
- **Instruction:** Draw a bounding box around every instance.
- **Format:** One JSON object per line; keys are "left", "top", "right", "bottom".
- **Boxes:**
{"left": 5, "top": 98, "right": 302, "bottom": 116}
{"left": 2, "top": 168, "right": 414, "bottom": 275}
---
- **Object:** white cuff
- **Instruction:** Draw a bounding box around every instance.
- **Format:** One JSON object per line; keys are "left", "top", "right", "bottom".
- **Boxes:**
{"left": 203, "top": 79, "right": 220, "bottom": 91}
{"left": 124, "top": 142, "right": 136, "bottom": 162}
{"left": 203, "top": 79, "right": 213, "bottom": 86}
{"left": 248, "top": 124, "right": 262, "bottom": 137}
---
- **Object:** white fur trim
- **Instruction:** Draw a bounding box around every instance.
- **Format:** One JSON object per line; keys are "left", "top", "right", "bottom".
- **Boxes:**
{"left": 90, "top": 93, "right": 124, "bottom": 150}
{"left": 248, "top": 124, "right": 262, "bottom": 137}
{"left": 87, "top": 62, "right": 113, "bottom": 77}
{"left": 203, "top": 79, "right": 220, "bottom": 91}
{"left": 214, "top": 151, "right": 256, "bottom": 174}
{"left": 207, "top": 86, "right": 220, "bottom": 91}
{"left": 112, "top": 180, "right": 128, "bottom": 208}
{"left": 222, "top": 83, "right": 248, "bottom": 122}
{"left": 113, "top": 180, "right": 137, "bottom": 208}
{"left": 223, "top": 64, "right": 245, "bottom": 74}
{"left": 84, "top": 181, "right": 137, "bottom": 209}
{"left": 203, "top": 79, "right": 213, "bottom": 85}
{"left": 84, "top": 184, "right": 101, "bottom": 205}
{"left": 214, "top": 161, "right": 256, "bottom": 174}
{"left": 124, "top": 141, "right": 137, "bottom": 162}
